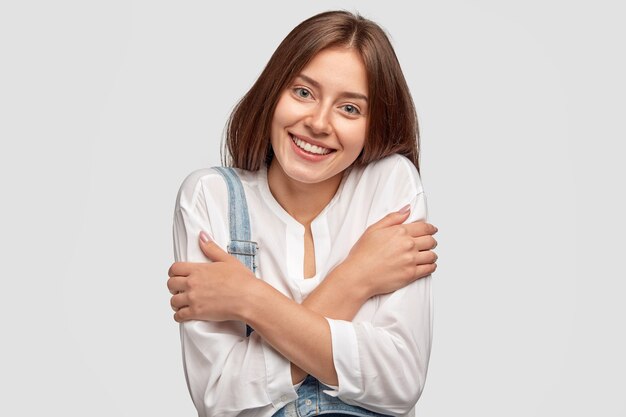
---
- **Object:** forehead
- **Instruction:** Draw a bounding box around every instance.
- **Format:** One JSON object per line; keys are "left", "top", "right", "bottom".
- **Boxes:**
{"left": 298, "top": 47, "right": 368, "bottom": 96}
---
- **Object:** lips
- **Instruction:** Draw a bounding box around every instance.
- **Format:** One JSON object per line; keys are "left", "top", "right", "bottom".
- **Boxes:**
{"left": 289, "top": 134, "right": 335, "bottom": 155}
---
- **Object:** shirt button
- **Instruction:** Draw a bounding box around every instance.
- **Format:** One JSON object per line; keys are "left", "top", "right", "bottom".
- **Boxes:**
{"left": 305, "top": 399, "right": 312, "bottom": 406}
{"left": 280, "top": 395, "right": 288, "bottom": 402}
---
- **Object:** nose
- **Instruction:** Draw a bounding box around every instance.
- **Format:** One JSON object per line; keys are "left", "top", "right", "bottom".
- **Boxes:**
{"left": 305, "top": 104, "right": 332, "bottom": 136}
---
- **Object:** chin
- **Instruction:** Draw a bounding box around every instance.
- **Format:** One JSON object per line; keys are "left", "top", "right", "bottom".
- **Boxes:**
{"left": 283, "top": 166, "right": 333, "bottom": 185}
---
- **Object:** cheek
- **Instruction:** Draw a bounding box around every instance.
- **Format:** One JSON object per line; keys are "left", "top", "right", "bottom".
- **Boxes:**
{"left": 340, "top": 121, "right": 367, "bottom": 154}
{"left": 272, "top": 93, "right": 297, "bottom": 127}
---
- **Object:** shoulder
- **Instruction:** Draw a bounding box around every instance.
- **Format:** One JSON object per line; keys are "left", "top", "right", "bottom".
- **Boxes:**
{"left": 339, "top": 154, "right": 426, "bottom": 223}
{"left": 350, "top": 154, "right": 423, "bottom": 195}
{"left": 175, "top": 167, "right": 263, "bottom": 212}
{"left": 175, "top": 168, "right": 222, "bottom": 212}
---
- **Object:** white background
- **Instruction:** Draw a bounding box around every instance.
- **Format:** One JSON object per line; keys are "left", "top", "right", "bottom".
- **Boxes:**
{"left": 1, "top": 0, "right": 625, "bottom": 415}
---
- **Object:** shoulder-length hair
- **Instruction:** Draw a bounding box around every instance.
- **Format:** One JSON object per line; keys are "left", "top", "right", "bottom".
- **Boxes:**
{"left": 224, "top": 10, "right": 420, "bottom": 172}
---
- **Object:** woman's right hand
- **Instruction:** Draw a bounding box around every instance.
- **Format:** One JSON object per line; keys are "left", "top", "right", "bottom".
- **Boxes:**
{"left": 291, "top": 206, "right": 437, "bottom": 383}
{"left": 339, "top": 206, "right": 438, "bottom": 299}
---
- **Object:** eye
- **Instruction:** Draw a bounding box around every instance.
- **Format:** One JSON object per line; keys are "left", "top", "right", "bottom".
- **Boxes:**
{"left": 293, "top": 87, "right": 312, "bottom": 99}
{"left": 341, "top": 104, "right": 361, "bottom": 115}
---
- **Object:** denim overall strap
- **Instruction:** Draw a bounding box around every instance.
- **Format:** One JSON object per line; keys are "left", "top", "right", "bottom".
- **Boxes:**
{"left": 213, "top": 167, "right": 258, "bottom": 272}
{"left": 213, "top": 166, "right": 258, "bottom": 337}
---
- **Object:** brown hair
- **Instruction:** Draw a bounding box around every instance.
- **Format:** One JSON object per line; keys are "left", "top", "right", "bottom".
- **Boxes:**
{"left": 224, "top": 10, "right": 420, "bottom": 172}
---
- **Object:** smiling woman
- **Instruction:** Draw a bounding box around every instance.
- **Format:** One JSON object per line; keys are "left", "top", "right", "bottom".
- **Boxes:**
{"left": 168, "top": 10, "right": 438, "bottom": 417}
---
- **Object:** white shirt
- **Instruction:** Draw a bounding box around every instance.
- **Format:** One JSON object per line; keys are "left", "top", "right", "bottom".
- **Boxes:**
{"left": 173, "top": 154, "right": 433, "bottom": 417}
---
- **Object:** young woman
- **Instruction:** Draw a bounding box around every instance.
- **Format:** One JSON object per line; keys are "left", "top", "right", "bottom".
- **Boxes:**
{"left": 167, "top": 11, "right": 438, "bottom": 417}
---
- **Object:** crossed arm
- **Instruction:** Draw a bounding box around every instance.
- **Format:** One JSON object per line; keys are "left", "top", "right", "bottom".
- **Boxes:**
{"left": 168, "top": 207, "right": 438, "bottom": 387}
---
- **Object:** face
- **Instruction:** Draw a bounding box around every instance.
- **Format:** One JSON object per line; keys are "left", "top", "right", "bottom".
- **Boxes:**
{"left": 269, "top": 47, "right": 369, "bottom": 187}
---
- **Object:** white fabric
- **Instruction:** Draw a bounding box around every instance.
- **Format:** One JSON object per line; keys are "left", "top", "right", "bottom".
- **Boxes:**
{"left": 173, "top": 154, "right": 433, "bottom": 417}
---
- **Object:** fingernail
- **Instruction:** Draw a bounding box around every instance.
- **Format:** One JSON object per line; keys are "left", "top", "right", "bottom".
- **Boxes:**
{"left": 199, "top": 231, "right": 212, "bottom": 243}
{"left": 398, "top": 204, "right": 411, "bottom": 214}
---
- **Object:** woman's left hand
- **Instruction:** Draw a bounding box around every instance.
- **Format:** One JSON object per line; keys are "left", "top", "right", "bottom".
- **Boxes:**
{"left": 167, "top": 232, "right": 258, "bottom": 323}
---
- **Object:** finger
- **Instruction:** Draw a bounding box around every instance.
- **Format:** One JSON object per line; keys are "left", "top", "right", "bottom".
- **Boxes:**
{"left": 414, "top": 249, "right": 438, "bottom": 266}
{"left": 367, "top": 206, "right": 411, "bottom": 231}
{"left": 167, "top": 275, "right": 188, "bottom": 294}
{"left": 168, "top": 262, "right": 194, "bottom": 278}
{"left": 199, "top": 231, "right": 233, "bottom": 262}
{"left": 170, "top": 292, "right": 189, "bottom": 312}
{"left": 174, "top": 307, "right": 192, "bottom": 323}
{"left": 414, "top": 262, "right": 437, "bottom": 280}
{"left": 413, "top": 235, "right": 437, "bottom": 251}
{"left": 403, "top": 221, "right": 438, "bottom": 238}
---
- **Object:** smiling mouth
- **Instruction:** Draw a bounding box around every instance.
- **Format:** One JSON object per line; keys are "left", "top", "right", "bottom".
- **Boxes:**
{"left": 290, "top": 134, "right": 334, "bottom": 155}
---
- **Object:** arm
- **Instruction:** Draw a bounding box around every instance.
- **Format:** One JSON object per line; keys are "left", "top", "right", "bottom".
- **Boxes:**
{"left": 172, "top": 197, "right": 434, "bottom": 415}
{"left": 170, "top": 177, "right": 437, "bottom": 415}
{"left": 270, "top": 157, "right": 435, "bottom": 413}
{"left": 171, "top": 171, "right": 299, "bottom": 417}
{"left": 171, "top": 205, "right": 437, "bottom": 387}
{"left": 289, "top": 212, "right": 437, "bottom": 384}
{"left": 276, "top": 196, "right": 434, "bottom": 415}
{"left": 319, "top": 159, "right": 433, "bottom": 414}
{"left": 171, "top": 158, "right": 435, "bottom": 414}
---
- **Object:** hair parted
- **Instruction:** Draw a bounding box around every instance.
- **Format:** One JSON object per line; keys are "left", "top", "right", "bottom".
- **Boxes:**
{"left": 224, "top": 10, "right": 420, "bottom": 172}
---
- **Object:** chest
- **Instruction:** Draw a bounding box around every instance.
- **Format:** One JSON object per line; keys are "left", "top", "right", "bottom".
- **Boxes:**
{"left": 248, "top": 207, "right": 364, "bottom": 299}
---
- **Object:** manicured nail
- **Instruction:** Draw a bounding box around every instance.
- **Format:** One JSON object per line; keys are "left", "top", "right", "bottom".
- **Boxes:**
{"left": 199, "top": 231, "right": 212, "bottom": 243}
{"left": 398, "top": 204, "right": 411, "bottom": 214}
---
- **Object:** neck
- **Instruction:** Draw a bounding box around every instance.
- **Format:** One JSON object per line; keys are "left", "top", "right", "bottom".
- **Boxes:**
{"left": 267, "top": 161, "right": 343, "bottom": 226}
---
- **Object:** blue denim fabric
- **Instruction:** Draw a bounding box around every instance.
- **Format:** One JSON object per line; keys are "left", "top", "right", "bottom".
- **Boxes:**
{"left": 213, "top": 167, "right": 258, "bottom": 273}
{"left": 214, "top": 166, "right": 258, "bottom": 337}
{"left": 272, "top": 376, "right": 392, "bottom": 417}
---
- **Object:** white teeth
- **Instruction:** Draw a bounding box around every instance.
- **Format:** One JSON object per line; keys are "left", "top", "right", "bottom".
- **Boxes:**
{"left": 291, "top": 135, "right": 332, "bottom": 155}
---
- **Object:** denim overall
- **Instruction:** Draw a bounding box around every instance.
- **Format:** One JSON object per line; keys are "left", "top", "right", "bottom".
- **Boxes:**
{"left": 214, "top": 167, "right": 391, "bottom": 417}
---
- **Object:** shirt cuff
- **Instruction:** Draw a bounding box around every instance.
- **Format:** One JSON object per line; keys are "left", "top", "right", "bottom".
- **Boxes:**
{"left": 261, "top": 336, "right": 298, "bottom": 407}
{"left": 324, "top": 318, "right": 362, "bottom": 398}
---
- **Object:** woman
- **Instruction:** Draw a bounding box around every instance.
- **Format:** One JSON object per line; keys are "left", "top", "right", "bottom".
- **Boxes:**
{"left": 168, "top": 10, "right": 438, "bottom": 417}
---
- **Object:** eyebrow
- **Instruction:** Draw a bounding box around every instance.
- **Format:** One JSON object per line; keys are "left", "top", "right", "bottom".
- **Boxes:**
{"left": 296, "top": 74, "right": 368, "bottom": 102}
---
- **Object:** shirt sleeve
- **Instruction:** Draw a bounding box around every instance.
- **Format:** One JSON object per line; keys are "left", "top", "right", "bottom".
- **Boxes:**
{"left": 173, "top": 169, "right": 298, "bottom": 417}
{"left": 324, "top": 156, "right": 434, "bottom": 416}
